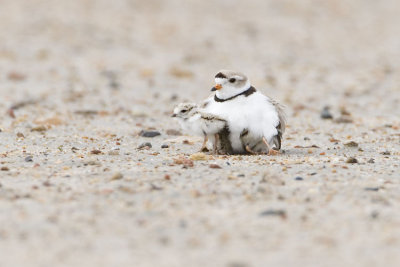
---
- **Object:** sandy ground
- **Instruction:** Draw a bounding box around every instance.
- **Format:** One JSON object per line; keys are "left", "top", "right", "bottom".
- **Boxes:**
{"left": 0, "top": 0, "right": 400, "bottom": 266}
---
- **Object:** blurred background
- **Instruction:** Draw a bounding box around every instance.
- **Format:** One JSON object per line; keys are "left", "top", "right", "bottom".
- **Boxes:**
{"left": 1, "top": 0, "right": 399, "bottom": 116}
{"left": 1, "top": 1, "right": 400, "bottom": 267}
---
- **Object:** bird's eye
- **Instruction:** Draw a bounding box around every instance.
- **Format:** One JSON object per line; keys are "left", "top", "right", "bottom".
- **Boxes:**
{"left": 181, "top": 109, "right": 188, "bottom": 113}
{"left": 229, "top": 78, "right": 236, "bottom": 83}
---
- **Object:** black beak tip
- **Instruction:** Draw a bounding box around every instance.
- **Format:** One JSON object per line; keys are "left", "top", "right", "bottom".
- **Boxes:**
{"left": 211, "top": 87, "right": 217, "bottom": 91}
{"left": 171, "top": 114, "right": 177, "bottom": 117}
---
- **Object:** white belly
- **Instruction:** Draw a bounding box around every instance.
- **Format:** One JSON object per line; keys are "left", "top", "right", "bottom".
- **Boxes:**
{"left": 203, "top": 92, "right": 279, "bottom": 153}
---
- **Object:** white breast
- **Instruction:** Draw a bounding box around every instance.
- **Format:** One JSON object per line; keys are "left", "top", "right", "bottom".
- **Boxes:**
{"left": 203, "top": 92, "right": 279, "bottom": 152}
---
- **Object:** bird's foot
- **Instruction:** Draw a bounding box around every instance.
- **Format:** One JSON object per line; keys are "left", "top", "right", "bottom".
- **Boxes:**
{"left": 200, "top": 146, "right": 209, "bottom": 153}
{"left": 267, "top": 149, "right": 280, "bottom": 156}
{"left": 245, "top": 146, "right": 266, "bottom": 155}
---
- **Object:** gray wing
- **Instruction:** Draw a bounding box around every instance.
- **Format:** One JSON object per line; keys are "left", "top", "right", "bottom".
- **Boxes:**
{"left": 268, "top": 98, "right": 286, "bottom": 150}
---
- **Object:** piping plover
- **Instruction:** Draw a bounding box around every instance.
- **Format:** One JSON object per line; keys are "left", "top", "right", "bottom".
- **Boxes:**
{"left": 172, "top": 103, "right": 229, "bottom": 153}
{"left": 202, "top": 70, "right": 286, "bottom": 155}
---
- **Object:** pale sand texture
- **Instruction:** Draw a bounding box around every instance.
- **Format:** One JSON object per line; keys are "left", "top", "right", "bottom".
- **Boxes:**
{"left": 0, "top": 0, "right": 399, "bottom": 266}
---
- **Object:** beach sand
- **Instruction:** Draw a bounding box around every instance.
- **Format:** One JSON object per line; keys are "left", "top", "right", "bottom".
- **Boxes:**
{"left": 0, "top": 0, "right": 399, "bottom": 266}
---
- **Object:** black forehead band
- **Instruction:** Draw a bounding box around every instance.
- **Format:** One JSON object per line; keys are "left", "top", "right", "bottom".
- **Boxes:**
{"left": 215, "top": 72, "right": 227, "bottom": 79}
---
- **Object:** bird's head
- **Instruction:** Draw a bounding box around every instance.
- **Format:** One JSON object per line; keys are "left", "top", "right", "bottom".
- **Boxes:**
{"left": 172, "top": 103, "right": 198, "bottom": 120}
{"left": 211, "top": 70, "right": 251, "bottom": 99}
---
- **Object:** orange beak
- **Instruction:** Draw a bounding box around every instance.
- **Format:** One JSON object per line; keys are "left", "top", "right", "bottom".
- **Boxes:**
{"left": 211, "top": 84, "right": 222, "bottom": 91}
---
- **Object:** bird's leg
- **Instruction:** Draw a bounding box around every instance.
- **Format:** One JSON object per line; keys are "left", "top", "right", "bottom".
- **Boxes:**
{"left": 263, "top": 137, "right": 279, "bottom": 155}
{"left": 213, "top": 134, "right": 219, "bottom": 154}
{"left": 200, "top": 136, "right": 209, "bottom": 152}
{"left": 245, "top": 145, "right": 269, "bottom": 155}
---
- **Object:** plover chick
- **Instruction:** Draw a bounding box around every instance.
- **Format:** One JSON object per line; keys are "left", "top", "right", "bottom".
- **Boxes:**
{"left": 202, "top": 70, "right": 286, "bottom": 155}
{"left": 172, "top": 103, "right": 228, "bottom": 153}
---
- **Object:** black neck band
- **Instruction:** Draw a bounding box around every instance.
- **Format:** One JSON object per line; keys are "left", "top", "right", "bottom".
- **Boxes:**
{"left": 214, "top": 86, "right": 256, "bottom": 102}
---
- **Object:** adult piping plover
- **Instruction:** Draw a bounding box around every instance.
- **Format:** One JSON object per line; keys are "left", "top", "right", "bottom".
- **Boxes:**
{"left": 202, "top": 70, "right": 286, "bottom": 155}
{"left": 172, "top": 103, "right": 230, "bottom": 153}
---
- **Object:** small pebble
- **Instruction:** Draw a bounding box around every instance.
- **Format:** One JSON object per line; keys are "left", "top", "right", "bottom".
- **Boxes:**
{"left": 84, "top": 160, "right": 101, "bottom": 166}
{"left": 346, "top": 157, "right": 358, "bottom": 164}
{"left": 335, "top": 116, "right": 353, "bottom": 123}
{"left": 304, "top": 137, "right": 310, "bottom": 140}
{"left": 295, "top": 176, "right": 304, "bottom": 181}
{"left": 1, "top": 166, "right": 9, "bottom": 171}
{"left": 367, "top": 158, "right": 375, "bottom": 163}
{"left": 209, "top": 164, "right": 221, "bottom": 169}
{"left": 90, "top": 149, "right": 102, "bottom": 155}
{"left": 111, "top": 172, "right": 123, "bottom": 181}
{"left": 17, "top": 132, "right": 25, "bottom": 138}
{"left": 381, "top": 151, "right": 390, "bottom": 155}
{"left": 320, "top": 106, "right": 333, "bottom": 119}
{"left": 170, "top": 94, "right": 178, "bottom": 101}
{"left": 108, "top": 150, "right": 119, "bottom": 155}
{"left": 364, "top": 187, "right": 379, "bottom": 191}
{"left": 189, "top": 153, "right": 207, "bottom": 160}
{"left": 166, "top": 129, "right": 181, "bottom": 136}
{"left": 370, "top": 211, "right": 379, "bottom": 219}
{"left": 161, "top": 144, "right": 169, "bottom": 148}
{"left": 139, "top": 130, "right": 161, "bottom": 137}
{"left": 344, "top": 141, "right": 358, "bottom": 147}
{"left": 43, "top": 181, "right": 52, "bottom": 187}
{"left": 259, "top": 209, "right": 287, "bottom": 219}
{"left": 8, "top": 71, "right": 26, "bottom": 81}
{"left": 164, "top": 174, "right": 171, "bottom": 180}
{"left": 31, "top": 125, "right": 47, "bottom": 132}
{"left": 150, "top": 183, "right": 163, "bottom": 191}
{"left": 24, "top": 156, "right": 33, "bottom": 162}
{"left": 138, "top": 142, "right": 152, "bottom": 149}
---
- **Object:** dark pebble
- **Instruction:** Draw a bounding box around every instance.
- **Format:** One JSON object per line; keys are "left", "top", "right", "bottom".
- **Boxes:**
{"left": 237, "top": 174, "right": 245, "bottom": 177}
{"left": 364, "top": 187, "right": 379, "bottom": 192}
{"left": 381, "top": 151, "right": 390, "bottom": 155}
{"left": 161, "top": 144, "right": 169, "bottom": 148}
{"left": 43, "top": 181, "right": 52, "bottom": 187}
{"left": 1, "top": 166, "right": 9, "bottom": 171}
{"left": 139, "top": 130, "right": 161, "bottom": 137}
{"left": 304, "top": 137, "right": 310, "bottom": 140}
{"left": 138, "top": 142, "right": 152, "bottom": 149}
{"left": 170, "top": 94, "right": 178, "bottom": 101}
{"left": 25, "top": 156, "right": 33, "bottom": 162}
{"left": 367, "top": 158, "right": 375, "bottom": 163}
{"left": 259, "top": 209, "right": 287, "bottom": 219}
{"left": 320, "top": 106, "right": 333, "bottom": 119}
{"left": 90, "top": 150, "right": 102, "bottom": 155}
{"left": 150, "top": 183, "right": 163, "bottom": 191}
{"left": 295, "top": 176, "right": 304, "bottom": 181}
{"left": 346, "top": 157, "right": 358, "bottom": 164}
{"left": 109, "top": 81, "right": 119, "bottom": 90}
{"left": 370, "top": 211, "right": 379, "bottom": 219}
